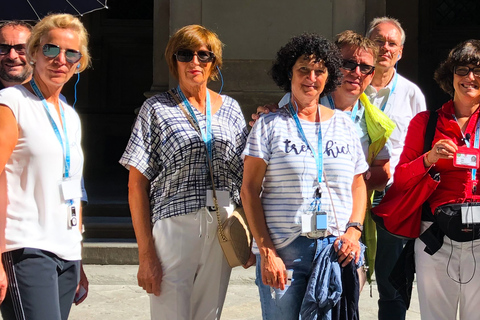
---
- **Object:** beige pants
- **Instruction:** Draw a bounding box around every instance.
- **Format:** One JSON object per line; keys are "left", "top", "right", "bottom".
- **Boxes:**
{"left": 415, "top": 222, "right": 480, "bottom": 320}
{"left": 150, "top": 205, "right": 233, "bottom": 320}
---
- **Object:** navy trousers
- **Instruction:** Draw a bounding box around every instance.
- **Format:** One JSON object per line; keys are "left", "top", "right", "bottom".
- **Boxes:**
{"left": 1, "top": 248, "right": 80, "bottom": 320}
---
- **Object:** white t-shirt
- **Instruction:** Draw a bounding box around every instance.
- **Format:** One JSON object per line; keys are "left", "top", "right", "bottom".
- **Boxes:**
{"left": 364, "top": 72, "right": 426, "bottom": 184}
{"left": 243, "top": 108, "right": 368, "bottom": 252}
{"left": 0, "top": 85, "right": 83, "bottom": 260}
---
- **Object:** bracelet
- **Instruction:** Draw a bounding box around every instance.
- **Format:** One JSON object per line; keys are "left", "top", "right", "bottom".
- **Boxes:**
{"left": 424, "top": 152, "right": 434, "bottom": 168}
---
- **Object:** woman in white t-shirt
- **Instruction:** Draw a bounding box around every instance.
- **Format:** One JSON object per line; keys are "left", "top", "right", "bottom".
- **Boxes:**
{"left": 241, "top": 33, "right": 368, "bottom": 319}
{"left": 0, "top": 14, "right": 90, "bottom": 320}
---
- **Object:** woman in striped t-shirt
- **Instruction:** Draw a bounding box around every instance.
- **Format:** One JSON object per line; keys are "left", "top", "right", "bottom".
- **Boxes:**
{"left": 242, "top": 33, "right": 368, "bottom": 319}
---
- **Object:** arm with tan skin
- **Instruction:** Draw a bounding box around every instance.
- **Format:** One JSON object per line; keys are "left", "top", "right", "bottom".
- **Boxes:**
{"left": 366, "top": 159, "right": 390, "bottom": 191}
{"left": 128, "top": 167, "right": 162, "bottom": 296}
{"left": 424, "top": 139, "right": 458, "bottom": 167}
{"left": 334, "top": 174, "right": 367, "bottom": 267}
{"left": 249, "top": 104, "right": 279, "bottom": 127}
{"left": 241, "top": 156, "right": 288, "bottom": 290}
{"left": 0, "top": 105, "right": 19, "bottom": 303}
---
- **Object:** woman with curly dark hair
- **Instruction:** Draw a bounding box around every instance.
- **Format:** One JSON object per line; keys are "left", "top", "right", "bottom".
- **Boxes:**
{"left": 241, "top": 33, "right": 368, "bottom": 318}
{"left": 393, "top": 39, "right": 480, "bottom": 319}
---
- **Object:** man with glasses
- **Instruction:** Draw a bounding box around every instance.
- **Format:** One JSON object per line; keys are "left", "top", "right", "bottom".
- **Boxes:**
{"left": 365, "top": 17, "right": 426, "bottom": 320}
{"left": 0, "top": 21, "right": 32, "bottom": 90}
{"left": 322, "top": 30, "right": 392, "bottom": 194}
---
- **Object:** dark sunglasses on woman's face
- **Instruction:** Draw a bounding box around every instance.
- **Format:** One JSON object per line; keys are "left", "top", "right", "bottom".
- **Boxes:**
{"left": 342, "top": 59, "right": 375, "bottom": 75}
{"left": 174, "top": 49, "right": 215, "bottom": 63}
{"left": 454, "top": 66, "right": 480, "bottom": 78}
{"left": 0, "top": 44, "right": 27, "bottom": 55}
{"left": 42, "top": 44, "right": 82, "bottom": 64}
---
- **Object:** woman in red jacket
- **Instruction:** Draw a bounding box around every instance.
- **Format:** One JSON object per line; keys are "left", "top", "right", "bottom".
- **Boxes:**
{"left": 395, "top": 39, "right": 480, "bottom": 320}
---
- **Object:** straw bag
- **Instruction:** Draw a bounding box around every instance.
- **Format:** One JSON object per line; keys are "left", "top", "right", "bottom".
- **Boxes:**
{"left": 168, "top": 89, "right": 252, "bottom": 267}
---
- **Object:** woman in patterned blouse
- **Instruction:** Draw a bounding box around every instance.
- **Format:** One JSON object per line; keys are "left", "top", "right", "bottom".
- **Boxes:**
{"left": 120, "top": 25, "right": 250, "bottom": 320}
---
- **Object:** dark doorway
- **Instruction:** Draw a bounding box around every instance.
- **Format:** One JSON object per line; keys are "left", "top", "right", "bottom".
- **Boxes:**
{"left": 62, "top": 1, "right": 154, "bottom": 240}
{"left": 418, "top": 0, "right": 480, "bottom": 110}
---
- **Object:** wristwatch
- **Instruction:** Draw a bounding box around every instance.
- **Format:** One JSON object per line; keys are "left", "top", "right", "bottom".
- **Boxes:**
{"left": 345, "top": 222, "right": 363, "bottom": 232}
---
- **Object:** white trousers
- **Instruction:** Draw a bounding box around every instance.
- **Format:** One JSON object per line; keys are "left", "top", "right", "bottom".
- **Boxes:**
{"left": 150, "top": 205, "right": 233, "bottom": 320}
{"left": 415, "top": 223, "right": 480, "bottom": 320}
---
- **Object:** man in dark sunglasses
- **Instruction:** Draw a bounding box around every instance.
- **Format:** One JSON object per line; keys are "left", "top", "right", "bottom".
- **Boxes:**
{"left": 0, "top": 21, "right": 33, "bottom": 90}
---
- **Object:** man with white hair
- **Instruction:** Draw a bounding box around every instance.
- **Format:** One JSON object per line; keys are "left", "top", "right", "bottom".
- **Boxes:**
{"left": 365, "top": 17, "right": 426, "bottom": 320}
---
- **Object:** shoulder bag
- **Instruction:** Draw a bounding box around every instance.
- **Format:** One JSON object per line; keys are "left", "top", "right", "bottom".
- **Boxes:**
{"left": 167, "top": 90, "right": 252, "bottom": 267}
{"left": 372, "top": 110, "right": 439, "bottom": 239}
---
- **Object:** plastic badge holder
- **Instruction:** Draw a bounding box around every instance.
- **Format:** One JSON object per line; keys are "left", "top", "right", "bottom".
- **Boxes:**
{"left": 453, "top": 146, "right": 480, "bottom": 169}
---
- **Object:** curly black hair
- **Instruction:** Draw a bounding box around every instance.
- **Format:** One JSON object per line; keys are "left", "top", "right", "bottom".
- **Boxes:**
{"left": 434, "top": 39, "right": 480, "bottom": 97}
{"left": 270, "top": 33, "right": 343, "bottom": 95}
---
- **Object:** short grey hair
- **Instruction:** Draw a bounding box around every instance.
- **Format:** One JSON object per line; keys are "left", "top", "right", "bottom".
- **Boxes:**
{"left": 366, "top": 17, "right": 406, "bottom": 45}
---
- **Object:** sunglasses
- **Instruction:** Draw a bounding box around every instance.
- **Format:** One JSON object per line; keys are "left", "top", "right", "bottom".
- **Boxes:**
{"left": 174, "top": 49, "right": 215, "bottom": 63}
{"left": 454, "top": 66, "right": 480, "bottom": 78}
{"left": 0, "top": 44, "right": 26, "bottom": 55}
{"left": 342, "top": 60, "right": 375, "bottom": 75}
{"left": 42, "top": 44, "right": 82, "bottom": 64}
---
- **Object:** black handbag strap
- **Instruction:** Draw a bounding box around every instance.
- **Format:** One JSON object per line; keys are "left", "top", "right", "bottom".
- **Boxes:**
{"left": 423, "top": 110, "right": 438, "bottom": 153}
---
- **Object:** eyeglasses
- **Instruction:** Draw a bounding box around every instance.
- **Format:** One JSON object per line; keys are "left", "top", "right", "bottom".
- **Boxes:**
{"left": 174, "top": 49, "right": 215, "bottom": 63}
{"left": 454, "top": 66, "right": 480, "bottom": 77}
{"left": 0, "top": 44, "right": 26, "bottom": 55}
{"left": 374, "top": 38, "right": 400, "bottom": 49}
{"left": 42, "top": 44, "right": 82, "bottom": 64}
{"left": 342, "top": 60, "right": 375, "bottom": 75}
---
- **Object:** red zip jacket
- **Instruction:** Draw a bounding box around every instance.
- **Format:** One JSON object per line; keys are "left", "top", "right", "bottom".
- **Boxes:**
{"left": 394, "top": 100, "right": 480, "bottom": 212}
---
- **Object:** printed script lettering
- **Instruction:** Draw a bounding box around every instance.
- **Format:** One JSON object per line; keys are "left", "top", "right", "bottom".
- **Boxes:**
{"left": 284, "top": 139, "right": 351, "bottom": 158}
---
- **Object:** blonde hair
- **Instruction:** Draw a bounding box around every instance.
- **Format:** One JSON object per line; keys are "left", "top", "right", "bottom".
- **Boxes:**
{"left": 165, "top": 25, "right": 223, "bottom": 81}
{"left": 27, "top": 13, "right": 90, "bottom": 73}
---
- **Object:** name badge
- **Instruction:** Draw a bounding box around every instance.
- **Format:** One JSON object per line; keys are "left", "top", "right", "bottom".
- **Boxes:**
{"left": 68, "top": 205, "right": 78, "bottom": 228}
{"left": 206, "top": 190, "right": 230, "bottom": 207}
{"left": 454, "top": 147, "right": 480, "bottom": 169}
{"left": 61, "top": 178, "right": 82, "bottom": 201}
{"left": 301, "top": 212, "right": 328, "bottom": 233}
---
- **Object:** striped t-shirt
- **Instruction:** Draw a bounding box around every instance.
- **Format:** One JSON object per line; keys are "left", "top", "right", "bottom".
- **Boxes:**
{"left": 243, "top": 107, "right": 368, "bottom": 252}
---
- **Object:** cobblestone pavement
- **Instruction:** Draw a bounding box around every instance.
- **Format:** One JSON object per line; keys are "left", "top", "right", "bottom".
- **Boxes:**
{"left": 65, "top": 265, "right": 421, "bottom": 320}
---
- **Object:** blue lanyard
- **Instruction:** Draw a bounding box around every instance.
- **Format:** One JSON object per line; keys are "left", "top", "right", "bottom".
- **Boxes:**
{"left": 326, "top": 94, "right": 358, "bottom": 122}
{"left": 453, "top": 114, "right": 480, "bottom": 181}
{"left": 380, "top": 72, "right": 398, "bottom": 112}
{"left": 177, "top": 86, "right": 213, "bottom": 159}
{"left": 287, "top": 102, "right": 323, "bottom": 186}
{"left": 30, "top": 79, "right": 70, "bottom": 178}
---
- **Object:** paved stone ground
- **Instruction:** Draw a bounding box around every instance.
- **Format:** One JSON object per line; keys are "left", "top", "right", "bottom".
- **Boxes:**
{"left": 65, "top": 265, "right": 421, "bottom": 320}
